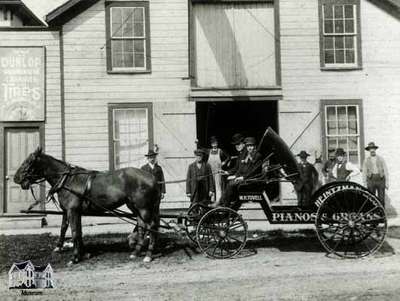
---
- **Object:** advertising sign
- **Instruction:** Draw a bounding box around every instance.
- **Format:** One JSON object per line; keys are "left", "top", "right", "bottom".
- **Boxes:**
{"left": 0, "top": 47, "right": 45, "bottom": 121}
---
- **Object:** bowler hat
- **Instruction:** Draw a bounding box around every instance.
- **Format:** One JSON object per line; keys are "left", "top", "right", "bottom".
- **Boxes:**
{"left": 194, "top": 148, "right": 207, "bottom": 156}
{"left": 231, "top": 133, "right": 244, "bottom": 145}
{"left": 335, "top": 148, "right": 346, "bottom": 156}
{"left": 296, "top": 150, "right": 310, "bottom": 158}
{"left": 210, "top": 136, "right": 218, "bottom": 144}
{"left": 365, "top": 142, "right": 379, "bottom": 151}
{"left": 145, "top": 149, "right": 158, "bottom": 157}
{"left": 244, "top": 137, "right": 256, "bottom": 146}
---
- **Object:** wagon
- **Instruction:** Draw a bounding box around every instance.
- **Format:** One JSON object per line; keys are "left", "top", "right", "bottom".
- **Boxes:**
{"left": 181, "top": 127, "right": 387, "bottom": 259}
{"left": 22, "top": 128, "right": 387, "bottom": 260}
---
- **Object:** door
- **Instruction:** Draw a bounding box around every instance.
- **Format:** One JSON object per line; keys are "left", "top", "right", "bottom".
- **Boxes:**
{"left": 4, "top": 127, "right": 42, "bottom": 214}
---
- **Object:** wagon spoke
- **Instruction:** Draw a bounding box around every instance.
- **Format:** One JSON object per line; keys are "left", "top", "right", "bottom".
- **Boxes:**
{"left": 226, "top": 234, "right": 244, "bottom": 244}
{"left": 361, "top": 239, "right": 373, "bottom": 255}
{"left": 202, "top": 242, "right": 218, "bottom": 252}
{"left": 356, "top": 198, "right": 369, "bottom": 216}
{"left": 228, "top": 222, "right": 244, "bottom": 231}
{"left": 354, "top": 206, "right": 380, "bottom": 223}
{"left": 211, "top": 240, "right": 222, "bottom": 256}
{"left": 359, "top": 217, "right": 385, "bottom": 224}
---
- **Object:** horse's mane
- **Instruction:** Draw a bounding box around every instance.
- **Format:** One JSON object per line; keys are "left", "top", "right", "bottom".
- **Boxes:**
{"left": 41, "top": 152, "right": 98, "bottom": 173}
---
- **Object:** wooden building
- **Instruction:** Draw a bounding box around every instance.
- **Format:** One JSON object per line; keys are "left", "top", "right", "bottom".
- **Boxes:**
{"left": 0, "top": 0, "right": 399, "bottom": 228}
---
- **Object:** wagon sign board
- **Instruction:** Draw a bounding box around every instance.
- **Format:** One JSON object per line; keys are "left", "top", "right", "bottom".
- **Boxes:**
{"left": 0, "top": 47, "right": 45, "bottom": 121}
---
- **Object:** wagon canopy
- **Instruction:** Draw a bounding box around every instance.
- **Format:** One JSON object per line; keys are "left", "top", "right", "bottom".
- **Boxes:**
{"left": 257, "top": 127, "right": 300, "bottom": 182}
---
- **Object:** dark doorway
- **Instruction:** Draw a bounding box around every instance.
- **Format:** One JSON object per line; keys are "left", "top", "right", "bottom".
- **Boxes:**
{"left": 196, "top": 100, "right": 278, "bottom": 151}
{"left": 196, "top": 100, "right": 280, "bottom": 202}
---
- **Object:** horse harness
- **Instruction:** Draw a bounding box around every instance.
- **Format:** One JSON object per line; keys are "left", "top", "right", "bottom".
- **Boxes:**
{"left": 28, "top": 167, "right": 151, "bottom": 229}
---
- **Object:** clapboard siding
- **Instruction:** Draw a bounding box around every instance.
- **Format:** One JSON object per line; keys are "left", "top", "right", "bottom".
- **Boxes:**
{"left": 0, "top": 31, "right": 62, "bottom": 159}
{"left": 62, "top": 0, "right": 194, "bottom": 207}
{"left": 279, "top": 0, "right": 400, "bottom": 211}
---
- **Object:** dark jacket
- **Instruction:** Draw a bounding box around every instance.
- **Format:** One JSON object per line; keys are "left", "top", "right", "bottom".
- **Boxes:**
{"left": 140, "top": 163, "right": 166, "bottom": 193}
{"left": 227, "top": 149, "right": 247, "bottom": 175}
{"left": 186, "top": 162, "right": 215, "bottom": 203}
{"left": 297, "top": 162, "right": 319, "bottom": 189}
{"left": 236, "top": 151, "right": 263, "bottom": 179}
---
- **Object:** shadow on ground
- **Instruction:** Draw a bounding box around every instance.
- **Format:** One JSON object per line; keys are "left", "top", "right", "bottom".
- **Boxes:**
{"left": 1, "top": 226, "right": 398, "bottom": 273}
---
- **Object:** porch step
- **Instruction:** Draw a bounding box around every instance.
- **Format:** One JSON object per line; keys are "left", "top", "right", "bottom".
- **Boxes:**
{"left": 0, "top": 216, "right": 44, "bottom": 230}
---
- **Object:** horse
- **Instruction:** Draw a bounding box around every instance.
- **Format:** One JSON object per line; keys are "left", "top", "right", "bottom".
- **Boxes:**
{"left": 14, "top": 147, "right": 161, "bottom": 264}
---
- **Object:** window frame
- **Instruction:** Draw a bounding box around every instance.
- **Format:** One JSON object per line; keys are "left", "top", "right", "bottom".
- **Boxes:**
{"left": 318, "top": 0, "right": 362, "bottom": 70}
{"left": 320, "top": 99, "right": 365, "bottom": 167}
{"left": 108, "top": 103, "right": 153, "bottom": 170}
{"left": 105, "top": 1, "right": 151, "bottom": 74}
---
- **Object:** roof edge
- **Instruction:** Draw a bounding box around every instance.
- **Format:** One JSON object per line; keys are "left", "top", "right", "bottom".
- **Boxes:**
{"left": 46, "top": 0, "right": 101, "bottom": 26}
{"left": 19, "top": 0, "right": 47, "bottom": 26}
{"left": 368, "top": 0, "right": 400, "bottom": 20}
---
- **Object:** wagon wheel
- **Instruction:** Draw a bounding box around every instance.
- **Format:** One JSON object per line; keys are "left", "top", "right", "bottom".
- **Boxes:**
{"left": 315, "top": 188, "right": 387, "bottom": 258}
{"left": 196, "top": 207, "right": 247, "bottom": 259}
{"left": 184, "top": 203, "right": 209, "bottom": 243}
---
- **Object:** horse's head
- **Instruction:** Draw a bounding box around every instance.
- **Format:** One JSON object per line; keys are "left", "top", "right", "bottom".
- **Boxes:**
{"left": 14, "top": 147, "right": 44, "bottom": 190}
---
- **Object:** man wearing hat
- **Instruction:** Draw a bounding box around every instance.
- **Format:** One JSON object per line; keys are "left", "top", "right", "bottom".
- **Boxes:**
{"left": 141, "top": 150, "right": 166, "bottom": 199}
{"left": 332, "top": 148, "right": 361, "bottom": 182}
{"left": 234, "top": 137, "right": 263, "bottom": 180}
{"left": 225, "top": 133, "right": 247, "bottom": 176}
{"left": 322, "top": 149, "right": 336, "bottom": 184}
{"left": 362, "top": 142, "right": 388, "bottom": 206}
{"left": 219, "top": 137, "right": 262, "bottom": 208}
{"left": 296, "top": 151, "right": 319, "bottom": 207}
{"left": 186, "top": 148, "right": 215, "bottom": 204}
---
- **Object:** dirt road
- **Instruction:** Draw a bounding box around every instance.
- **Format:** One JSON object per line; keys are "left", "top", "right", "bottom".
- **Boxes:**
{"left": 1, "top": 231, "right": 400, "bottom": 301}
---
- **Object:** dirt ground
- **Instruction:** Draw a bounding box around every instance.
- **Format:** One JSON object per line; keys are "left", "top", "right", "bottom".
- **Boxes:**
{"left": 1, "top": 228, "right": 400, "bottom": 301}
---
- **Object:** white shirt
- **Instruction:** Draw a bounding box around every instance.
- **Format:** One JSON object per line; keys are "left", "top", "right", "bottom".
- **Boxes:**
{"left": 332, "top": 161, "right": 361, "bottom": 183}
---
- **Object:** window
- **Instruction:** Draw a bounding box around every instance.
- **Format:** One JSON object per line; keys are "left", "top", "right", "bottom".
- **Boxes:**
{"left": 109, "top": 104, "right": 153, "bottom": 170}
{"left": 319, "top": 0, "right": 361, "bottom": 68}
{"left": 105, "top": 1, "right": 151, "bottom": 73}
{"left": 321, "top": 100, "right": 364, "bottom": 166}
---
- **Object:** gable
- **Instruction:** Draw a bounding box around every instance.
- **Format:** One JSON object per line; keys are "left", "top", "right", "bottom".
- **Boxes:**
{"left": 46, "top": 0, "right": 101, "bottom": 26}
{"left": 0, "top": 0, "right": 46, "bottom": 26}
{"left": 368, "top": 0, "right": 400, "bottom": 19}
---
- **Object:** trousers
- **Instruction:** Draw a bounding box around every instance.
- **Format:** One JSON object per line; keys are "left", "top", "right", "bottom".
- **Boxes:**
{"left": 367, "top": 174, "right": 385, "bottom": 207}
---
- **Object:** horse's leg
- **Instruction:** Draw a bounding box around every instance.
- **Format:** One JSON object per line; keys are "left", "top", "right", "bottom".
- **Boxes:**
{"left": 130, "top": 220, "right": 144, "bottom": 259}
{"left": 68, "top": 208, "right": 84, "bottom": 264}
{"left": 127, "top": 224, "right": 138, "bottom": 250}
{"left": 54, "top": 211, "right": 69, "bottom": 252}
{"left": 144, "top": 217, "right": 158, "bottom": 263}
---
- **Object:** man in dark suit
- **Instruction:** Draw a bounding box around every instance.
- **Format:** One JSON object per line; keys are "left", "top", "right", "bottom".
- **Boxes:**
{"left": 186, "top": 148, "right": 215, "bottom": 204}
{"left": 225, "top": 133, "right": 247, "bottom": 176}
{"left": 219, "top": 137, "right": 263, "bottom": 208}
{"left": 296, "top": 151, "right": 319, "bottom": 207}
{"left": 141, "top": 150, "right": 166, "bottom": 199}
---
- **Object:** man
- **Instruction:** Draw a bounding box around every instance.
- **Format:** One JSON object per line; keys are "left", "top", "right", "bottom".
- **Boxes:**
{"left": 207, "top": 136, "right": 229, "bottom": 203}
{"left": 233, "top": 137, "right": 263, "bottom": 181}
{"left": 332, "top": 148, "right": 361, "bottom": 182}
{"left": 296, "top": 151, "right": 319, "bottom": 207}
{"left": 186, "top": 148, "right": 215, "bottom": 204}
{"left": 226, "top": 133, "right": 247, "bottom": 175}
{"left": 362, "top": 142, "right": 388, "bottom": 207}
{"left": 322, "top": 149, "right": 336, "bottom": 184}
{"left": 220, "top": 137, "right": 262, "bottom": 208}
{"left": 141, "top": 150, "right": 166, "bottom": 199}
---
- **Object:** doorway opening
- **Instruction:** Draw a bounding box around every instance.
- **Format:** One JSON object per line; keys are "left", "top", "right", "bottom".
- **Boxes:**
{"left": 196, "top": 100, "right": 278, "bottom": 151}
{"left": 196, "top": 100, "right": 280, "bottom": 202}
